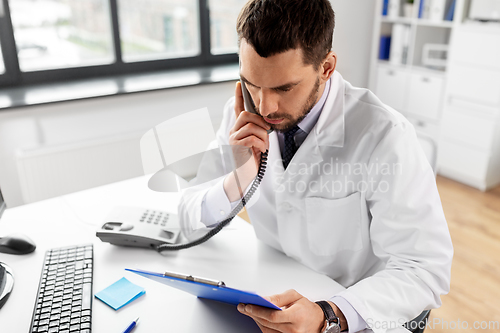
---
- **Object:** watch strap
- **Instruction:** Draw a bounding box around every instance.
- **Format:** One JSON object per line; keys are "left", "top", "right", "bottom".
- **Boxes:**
{"left": 315, "top": 300, "right": 339, "bottom": 326}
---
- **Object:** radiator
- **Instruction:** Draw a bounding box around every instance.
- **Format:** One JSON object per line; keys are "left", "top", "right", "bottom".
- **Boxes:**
{"left": 16, "top": 133, "right": 145, "bottom": 204}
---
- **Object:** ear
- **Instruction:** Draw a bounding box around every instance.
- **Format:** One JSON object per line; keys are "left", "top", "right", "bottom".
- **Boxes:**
{"left": 319, "top": 51, "right": 337, "bottom": 84}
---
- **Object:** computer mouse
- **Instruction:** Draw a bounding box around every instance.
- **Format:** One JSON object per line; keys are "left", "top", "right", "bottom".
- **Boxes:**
{"left": 0, "top": 234, "right": 36, "bottom": 255}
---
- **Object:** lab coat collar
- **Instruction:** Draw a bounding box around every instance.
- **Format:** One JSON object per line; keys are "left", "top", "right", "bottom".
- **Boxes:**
{"left": 313, "top": 70, "right": 345, "bottom": 148}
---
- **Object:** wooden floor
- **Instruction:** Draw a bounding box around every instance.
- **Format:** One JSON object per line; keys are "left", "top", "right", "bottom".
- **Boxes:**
{"left": 428, "top": 176, "right": 500, "bottom": 332}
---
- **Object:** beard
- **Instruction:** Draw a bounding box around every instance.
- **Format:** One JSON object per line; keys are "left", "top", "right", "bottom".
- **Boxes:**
{"left": 256, "top": 77, "right": 321, "bottom": 133}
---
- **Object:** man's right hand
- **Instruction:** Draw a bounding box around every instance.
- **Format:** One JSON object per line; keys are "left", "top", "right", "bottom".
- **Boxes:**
{"left": 230, "top": 81, "right": 271, "bottom": 164}
{"left": 223, "top": 82, "right": 271, "bottom": 202}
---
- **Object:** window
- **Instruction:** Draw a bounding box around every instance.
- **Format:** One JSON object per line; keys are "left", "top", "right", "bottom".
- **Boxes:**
{"left": 209, "top": 0, "right": 247, "bottom": 55}
{"left": 118, "top": 0, "right": 200, "bottom": 62}
{"left": 9, "top": 0, "right": 115, "bottom": 72}
{"left": 0, "top": 0, "right": 241, "bottom": 89}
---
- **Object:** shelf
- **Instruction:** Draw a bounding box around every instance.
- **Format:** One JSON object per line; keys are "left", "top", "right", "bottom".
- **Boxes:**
{"left": 410, "top": 65, "right": 446, "bottom": 76}
{"left": 381, "top": 16, "right": 413, "bottom": 25}
{"left": 377, "top": 60, "right": 410, "bottom": 70}
{"left": 462, "top": 20, "right": 500, "bottom": 32}
{"left": 381, "top": 17, "right": 455, "bottom": 28}
{"left": 376, "top": 61, "right": 446, "bottom": 76}
{"left": 417, "top": 20, "right": 454, "bottom": 28}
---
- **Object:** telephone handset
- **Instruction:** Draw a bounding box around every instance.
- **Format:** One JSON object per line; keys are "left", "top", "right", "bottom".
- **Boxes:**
{"left": 240, "top": 80, "right": 273, "bottom": 134}
{"left": 97, "top": 80, "right": 270, "bottom": 253}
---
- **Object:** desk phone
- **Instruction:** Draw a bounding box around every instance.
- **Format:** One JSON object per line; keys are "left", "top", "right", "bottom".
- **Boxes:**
{"left": 96, "top": 206, "right": 181, "bottom": 248}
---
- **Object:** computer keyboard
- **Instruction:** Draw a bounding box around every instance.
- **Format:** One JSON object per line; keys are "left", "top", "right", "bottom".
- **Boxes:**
{"left": 29, "top": 244, "right": 93, "bottom": 333}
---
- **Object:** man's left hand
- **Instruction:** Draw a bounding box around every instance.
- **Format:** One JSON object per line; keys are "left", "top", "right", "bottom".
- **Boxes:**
{"left": 237, "top": 289, "right": 330, "bottom": 333}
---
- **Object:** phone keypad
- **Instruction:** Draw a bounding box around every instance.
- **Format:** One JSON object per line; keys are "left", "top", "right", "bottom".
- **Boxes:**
{"left": 140, "top": 210, "right": 169, "bottom": 227}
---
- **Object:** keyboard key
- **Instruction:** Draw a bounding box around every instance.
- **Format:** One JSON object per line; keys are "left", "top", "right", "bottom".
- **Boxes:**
{"left": 70, "top": 324, "right": 80, "bottom": 331}
{"left": 39, "top": 319, "right": 49, "bottom": 326}
{"left": 37, "top": 325, "right": 49, "bottom": 332}
{"left": 39, "top": 313, "right": 50, "bottom": 320}
{"left": 82, "top": 283, "right": 92, "bottom": 310}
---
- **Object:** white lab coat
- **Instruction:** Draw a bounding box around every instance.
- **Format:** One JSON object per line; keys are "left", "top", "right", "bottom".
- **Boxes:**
{"left": 178, "top": 71, "right": 453, "bottom": 333}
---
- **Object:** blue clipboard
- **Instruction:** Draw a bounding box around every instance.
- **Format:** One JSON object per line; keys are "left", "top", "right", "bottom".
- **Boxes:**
{"left": 126, "top": 268, "right": 281, "bottom": 310}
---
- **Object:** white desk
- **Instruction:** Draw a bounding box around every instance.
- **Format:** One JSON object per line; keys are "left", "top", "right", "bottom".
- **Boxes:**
{"left": 0, "top": 176, "right": 346, "bottom": 332}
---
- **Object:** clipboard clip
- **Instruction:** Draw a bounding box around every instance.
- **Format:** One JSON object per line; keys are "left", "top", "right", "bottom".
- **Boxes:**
{"left": 163, "top": 270, "right": 226, "bottom": 287}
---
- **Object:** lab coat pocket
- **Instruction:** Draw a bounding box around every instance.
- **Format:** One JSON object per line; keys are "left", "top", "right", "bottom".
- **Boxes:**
{"left": 305, "top": 192, "right": 363, "bottom": 256}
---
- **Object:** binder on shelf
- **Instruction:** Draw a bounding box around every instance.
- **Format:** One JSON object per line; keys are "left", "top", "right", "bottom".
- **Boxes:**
{"left": 388, "top": 0, "right": 401, "bottom": 18}
{"left": 420, "top": 0, "right": 432, "bottom": 19}
{"left": 126, "top": 268, "right": 282, "bottom": 310}
{"left": 418, "top": 0, "right": 426, "bottom": 18}
{"left": 428, "top": 0, "right": 447, "bottom": 21}
{"left": 402, "top": 25, "right": 411, "bottom": 65}
{"left": 382, "top": 0, "right": 389, "bottom": 16}
{"left": 445, "top": 0, "right": 456, "bottom": 21}
{"left": 389, "top": 24, "right": 410, "bottom": 65}
{"left": 379, "top": 36, "right": 392, "bottom": 60}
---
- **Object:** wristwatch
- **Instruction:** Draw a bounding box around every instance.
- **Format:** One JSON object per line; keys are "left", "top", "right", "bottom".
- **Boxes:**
{"left": 315, "top": 301, "right": 341, "bottom": 333}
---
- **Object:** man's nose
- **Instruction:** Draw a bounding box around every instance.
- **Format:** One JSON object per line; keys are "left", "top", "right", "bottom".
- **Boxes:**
{"left": 258, "top": 90, "right": 279, "bottom": 117}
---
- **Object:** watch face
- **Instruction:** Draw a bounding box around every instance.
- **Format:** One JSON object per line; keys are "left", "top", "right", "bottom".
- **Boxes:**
{"left": 325, "top": 323, "right": 341, "bottom": 333}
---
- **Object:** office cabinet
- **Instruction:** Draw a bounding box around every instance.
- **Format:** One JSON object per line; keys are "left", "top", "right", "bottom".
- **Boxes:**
{"left": 438, "top": 25, "right": 500, "bottom": 191}
{"left": 375, "top": 66, "right": 408, "bottom": 111}
{"left": 451, "top": 29, "right": 500, "bottom": 69}
{"left": 406, "top": 115, "right": 440, "bottom": 138}
{"left": 441, "top": 100, "right": 498, "bottom": 151}
{"left": 407, "top": 73, "right": 445, "bottom": 121}
{"left": 438, "top": 141, "right": 491, "bottom": 185}
{"left": 447, "top": 65, "right": 500, "bottom": 105}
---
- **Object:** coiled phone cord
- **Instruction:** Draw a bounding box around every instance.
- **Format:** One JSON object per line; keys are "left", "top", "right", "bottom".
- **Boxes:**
{"left": 155, "top": 150, "right": 268, "bottom": 252}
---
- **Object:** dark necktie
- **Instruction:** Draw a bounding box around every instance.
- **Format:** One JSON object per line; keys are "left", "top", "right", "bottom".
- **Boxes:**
{"left": 282, "top": 125, "right": 300, "bottom": 169}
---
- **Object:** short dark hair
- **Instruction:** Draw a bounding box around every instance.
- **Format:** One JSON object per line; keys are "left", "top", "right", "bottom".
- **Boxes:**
{"left": 237, "top": 0, "right": 335, "bottom": 69}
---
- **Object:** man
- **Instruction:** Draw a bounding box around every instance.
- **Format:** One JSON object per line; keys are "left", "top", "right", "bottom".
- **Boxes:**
{"left": 178, "top": 1, "right": 453, "bottom": 332}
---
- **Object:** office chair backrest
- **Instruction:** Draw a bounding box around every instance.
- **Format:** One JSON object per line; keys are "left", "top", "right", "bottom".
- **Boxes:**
{"left": 405, "top": 309, "right": 431, "bottom": 333}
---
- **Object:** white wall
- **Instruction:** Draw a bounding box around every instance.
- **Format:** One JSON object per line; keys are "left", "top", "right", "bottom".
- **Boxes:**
{"left": 0, "top": 82, "right": 236, "bottom": 207}
{"left": 330, "top": 0, "right": 376, "bottom": 88}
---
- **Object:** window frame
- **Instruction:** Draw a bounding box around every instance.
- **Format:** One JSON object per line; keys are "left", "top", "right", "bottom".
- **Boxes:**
{"left": 0, "top": 0, "right": 239, "bottom": 89}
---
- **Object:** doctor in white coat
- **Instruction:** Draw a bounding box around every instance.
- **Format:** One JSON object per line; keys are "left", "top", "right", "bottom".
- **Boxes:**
{"left": 178, "top": 1, "right": 453, "bottom": 332}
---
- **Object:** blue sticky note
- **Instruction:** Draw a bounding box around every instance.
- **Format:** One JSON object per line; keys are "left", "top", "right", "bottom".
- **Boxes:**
{"left": 95, "top": 277, "right": 145, "bottom": 310}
